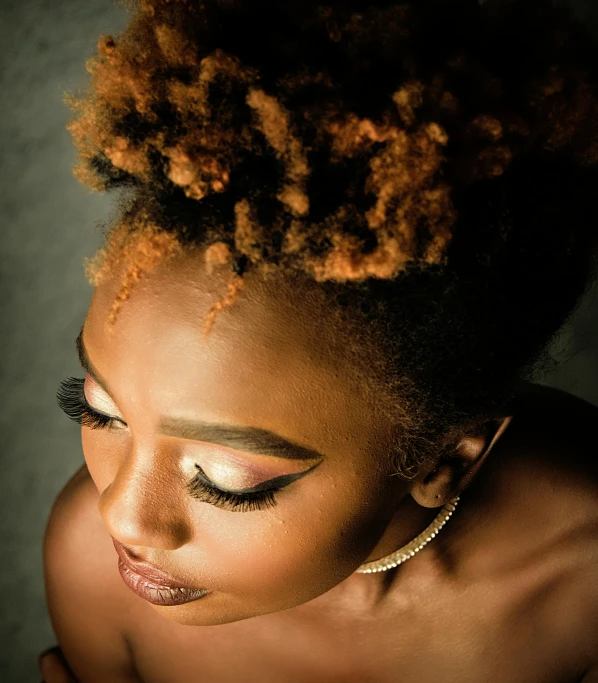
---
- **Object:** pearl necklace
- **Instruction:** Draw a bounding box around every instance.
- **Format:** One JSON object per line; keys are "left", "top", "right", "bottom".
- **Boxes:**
{"left": 355, "top": 496, "right": 460, "bottom": 573}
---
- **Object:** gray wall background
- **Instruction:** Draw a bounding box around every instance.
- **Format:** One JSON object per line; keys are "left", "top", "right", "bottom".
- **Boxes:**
{"left": 0, "top": 1, "right": 597, "bottom": 681}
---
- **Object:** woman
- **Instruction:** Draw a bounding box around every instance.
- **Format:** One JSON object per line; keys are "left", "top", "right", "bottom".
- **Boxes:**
{"left": 39, "top": 0, "right": 598, "bottom": 681}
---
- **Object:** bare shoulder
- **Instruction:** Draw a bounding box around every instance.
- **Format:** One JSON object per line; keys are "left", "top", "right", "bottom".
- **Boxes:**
{"left": 490, "top": 382, "right": 598, "bottom": 670}
{"left": 43, "top": 463, "right": 142, "bottom": 682}
{"left": 505, "top": 381, "right": 598, "bottom": 511}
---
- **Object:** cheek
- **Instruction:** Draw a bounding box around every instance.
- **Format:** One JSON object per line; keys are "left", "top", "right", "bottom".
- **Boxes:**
{"left": 198, "top": 481, "right": 390, "bottom": 605}
{"left": 80, "top": 431, "right": 392, "bottom": 610}
{"left": 81, "top": 428, "right": 121, "bottom": 492}
{"left": 81, "top": 428, "right": 98, "bottom": 480}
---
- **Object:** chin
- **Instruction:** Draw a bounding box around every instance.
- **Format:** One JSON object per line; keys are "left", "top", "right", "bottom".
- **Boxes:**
{"left": 149, "top": 600, "right": 272, "bottom": 627}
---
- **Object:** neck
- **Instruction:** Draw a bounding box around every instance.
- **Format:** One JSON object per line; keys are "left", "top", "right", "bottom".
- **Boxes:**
{"left": 299, "top": 394, "right": 526, "bottom": 619}
{"left": 298, "top": 496, "right": 453, "bottom": 618}
{"left": 362, "top": 494, "right": 445, "bottom": 564}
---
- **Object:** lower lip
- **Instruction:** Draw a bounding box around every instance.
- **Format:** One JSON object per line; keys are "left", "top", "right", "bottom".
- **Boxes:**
{"left": 117, "top": 559, "right": 210, "bottom": 606}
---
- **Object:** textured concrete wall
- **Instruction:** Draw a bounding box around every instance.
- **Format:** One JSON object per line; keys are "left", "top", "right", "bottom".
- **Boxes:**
{"left": 0, "top": 1, "right": 596, "bottom": 680}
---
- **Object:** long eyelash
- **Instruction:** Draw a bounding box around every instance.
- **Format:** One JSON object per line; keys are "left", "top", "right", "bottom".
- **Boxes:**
{"left": 186, "top": 468, "right": 278, "bottom": 513}
{"left": 58, "top": 378, "right": 278, "bottom": 511}
{"left": 56, "top": 376, "right": 124, "bottom": 430}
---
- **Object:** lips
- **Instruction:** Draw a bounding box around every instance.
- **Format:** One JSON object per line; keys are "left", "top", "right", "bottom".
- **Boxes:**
{"left": 117, "top": 559, "right": 210, "bottom": 606}
{"left": 112, "top": 538, "right": 201, "bottom": 590}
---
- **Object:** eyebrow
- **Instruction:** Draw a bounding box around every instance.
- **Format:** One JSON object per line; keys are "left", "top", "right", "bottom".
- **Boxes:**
{"left": 76, "top": 327, "right": 325, "bottom": 462}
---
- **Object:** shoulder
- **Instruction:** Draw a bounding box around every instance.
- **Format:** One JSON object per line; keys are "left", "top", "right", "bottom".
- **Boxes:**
{"left": 43, "top": 464, "right": 142, "bottom": 682}
{"left": 509, "top": 380, "right": 598, "bottom": 448}
{"left": 500, "top": 381, "right": 598, "bottom": 513}
{"left": 492, "top": 382, "right": 598, "bottom": 671}
{"left": 506, "top": 381, "right": 598, "bottom": 555}
{"left": 440, "top": 383, "right": 598, "bottom": 675}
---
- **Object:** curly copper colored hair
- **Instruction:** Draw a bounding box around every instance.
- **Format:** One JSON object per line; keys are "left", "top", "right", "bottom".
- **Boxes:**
{"left": 64, "top": 0, "right": 598, "bottom": 477}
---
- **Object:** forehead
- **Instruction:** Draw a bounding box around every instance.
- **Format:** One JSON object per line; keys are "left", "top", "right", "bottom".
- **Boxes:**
{"left": 83, "top": 249, "right": 393, "bottom": 469}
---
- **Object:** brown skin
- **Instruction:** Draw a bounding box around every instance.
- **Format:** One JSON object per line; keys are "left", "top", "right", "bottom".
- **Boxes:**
{"left": 43, "top": 247, "right": 598, "bottom": 681}
{"left": 80, "top": 247, "right": 511, "bottom": 627}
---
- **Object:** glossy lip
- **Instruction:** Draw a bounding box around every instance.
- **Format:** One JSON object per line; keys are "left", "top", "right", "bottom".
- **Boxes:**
{"left": 117, "top": 558, "right": 210, "bottom": 606}
{"left": 112, "top": 538, "right": 207, "bottom": 591}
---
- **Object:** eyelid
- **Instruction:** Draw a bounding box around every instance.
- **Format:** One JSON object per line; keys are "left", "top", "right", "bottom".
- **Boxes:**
{"left": 82, "top": 373, "right": 321, "bottom": 481}
{"left": 195, "top": 461, "right": 319, "bottom": 494}
{"left": 86, "top": 398, "right": 124, "bottom": 422}
{"left": 84, "top": 374, "right": 125, "bottom": 420}
{"left": 86, "top": 400, "right": 127, "bottom": 427}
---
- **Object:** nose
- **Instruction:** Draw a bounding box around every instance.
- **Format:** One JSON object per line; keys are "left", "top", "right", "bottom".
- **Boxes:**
{"left": 98, "top": 450, "right": 194, "bottom": 551}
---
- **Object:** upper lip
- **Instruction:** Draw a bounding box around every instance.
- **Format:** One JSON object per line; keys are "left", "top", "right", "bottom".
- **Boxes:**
{"left": 112, "top": 538, "right": 201, "bottom": 590}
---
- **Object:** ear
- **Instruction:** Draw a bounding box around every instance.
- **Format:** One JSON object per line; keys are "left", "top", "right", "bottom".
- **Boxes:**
{"left": 410, "top": 415, "right": 513, "bottom": 508}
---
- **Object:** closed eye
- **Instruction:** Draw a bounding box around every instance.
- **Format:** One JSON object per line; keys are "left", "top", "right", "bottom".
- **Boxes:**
{"left": 186, "top": 463, "right": 320, "bottom": 512}
{"left": 56, "top": 376, "right": 126, "bottom": 430}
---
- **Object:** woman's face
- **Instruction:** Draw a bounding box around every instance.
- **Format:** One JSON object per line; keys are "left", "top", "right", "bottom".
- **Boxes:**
{"left": 79, "top": 248, "right": 418, "bottom": 626}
